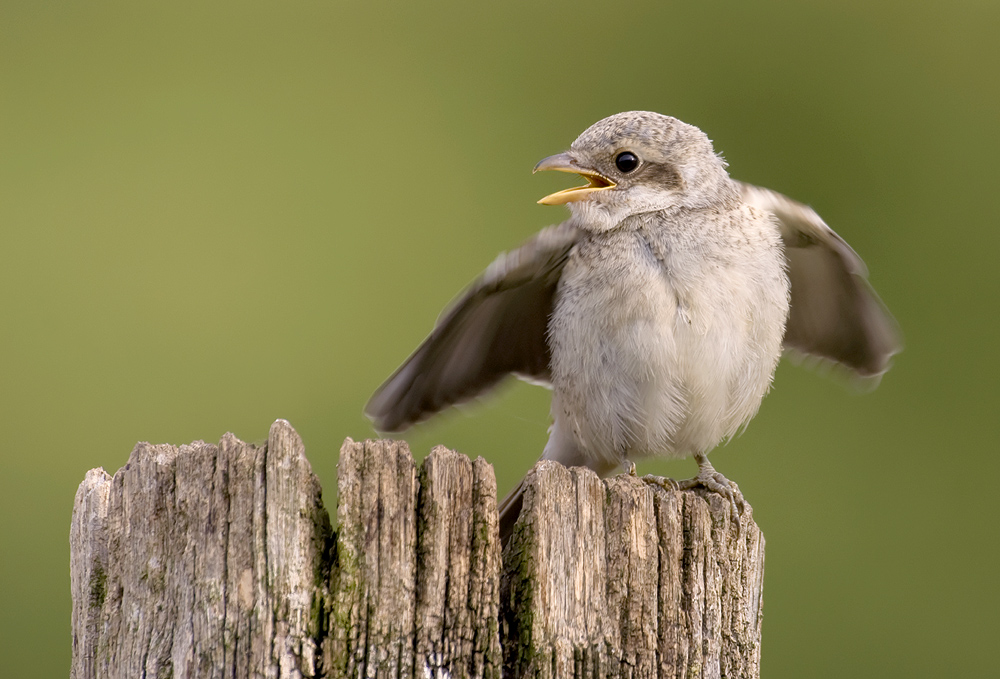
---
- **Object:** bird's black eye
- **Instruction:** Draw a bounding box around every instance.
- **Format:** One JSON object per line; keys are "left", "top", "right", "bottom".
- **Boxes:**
{"left": 614, "top": 151, "right": 639, "bottom": 173}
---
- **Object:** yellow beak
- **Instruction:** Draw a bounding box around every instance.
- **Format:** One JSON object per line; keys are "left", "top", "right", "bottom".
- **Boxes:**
{"left": 533, "top": 152, "right": 616, "bottom": 206}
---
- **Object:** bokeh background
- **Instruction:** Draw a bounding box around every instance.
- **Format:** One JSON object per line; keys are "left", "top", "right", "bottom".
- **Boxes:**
{"left": 2, "top": 1, "right": 997, "bottom": 676}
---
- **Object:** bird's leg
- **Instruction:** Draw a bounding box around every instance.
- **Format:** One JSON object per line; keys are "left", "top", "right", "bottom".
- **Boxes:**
{"left": 677, "top": 453, "right": 745, "bottom": 516}
{"left": 620, "top": 454, "right": 637, "bottom": 476}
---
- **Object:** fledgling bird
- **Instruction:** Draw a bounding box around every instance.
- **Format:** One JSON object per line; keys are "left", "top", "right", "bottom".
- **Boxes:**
{"left": 366, "top": 111, "right": 899, "bottom": 540}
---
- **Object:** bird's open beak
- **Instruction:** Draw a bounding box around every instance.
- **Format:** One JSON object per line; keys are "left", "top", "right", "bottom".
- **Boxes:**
{"left": 533, "top": 152, "right": 616, "bottom": 206}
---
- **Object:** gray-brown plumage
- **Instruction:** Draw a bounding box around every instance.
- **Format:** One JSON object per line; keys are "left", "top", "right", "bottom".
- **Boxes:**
{"left": 365, "top": 112, "right": 900, "bottom": 540}
{"left": 739, "top": 183, "right": 898, "bottom": 377}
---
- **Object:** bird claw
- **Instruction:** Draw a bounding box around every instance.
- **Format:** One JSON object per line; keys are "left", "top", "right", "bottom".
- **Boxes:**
{"left": 641, "top": 474, "right": 680, "bottom": 492}
{"left": 630, "top": 458, "right": 745, "bottom": 520}
{"left": 677, "top": 456, "right": 745, "bottom": 519}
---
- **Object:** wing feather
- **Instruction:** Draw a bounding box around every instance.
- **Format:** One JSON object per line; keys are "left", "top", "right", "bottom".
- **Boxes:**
{"left": 738, "top": 182, "right": 901, "bottom": 378}
{"left": 366, "top": 222, "right": 580, "bottom": 432}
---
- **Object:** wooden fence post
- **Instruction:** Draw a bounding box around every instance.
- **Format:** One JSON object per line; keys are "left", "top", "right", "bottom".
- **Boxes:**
{"left": 70, "top": 420, "right": 764, "bottom": 679}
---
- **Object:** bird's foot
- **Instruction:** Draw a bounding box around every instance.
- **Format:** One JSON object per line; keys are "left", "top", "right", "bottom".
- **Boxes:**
{"left": 622, "top": 458, "right": 637, "bottom": 476}
{"left": 641, "top": 474, "right": 680, "bottom": 492}
{"left": 677, "top": 455, "right": 745, "bottom": 518}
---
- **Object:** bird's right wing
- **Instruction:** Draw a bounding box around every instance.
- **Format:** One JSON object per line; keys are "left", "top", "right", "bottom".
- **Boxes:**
{"left": 738, "top": 182, "right": 901, "bottom": 380}
{"left": 366, "top": 222, "right": 581, "bottom": 432}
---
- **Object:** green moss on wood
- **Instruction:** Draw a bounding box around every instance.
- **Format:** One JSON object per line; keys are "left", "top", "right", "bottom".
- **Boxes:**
{"left": 89, "top": 562, "right": 107, "bottom": 609}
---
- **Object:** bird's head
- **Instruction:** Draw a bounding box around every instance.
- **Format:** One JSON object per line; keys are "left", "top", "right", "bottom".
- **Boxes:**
{"left": 534, "top": 111, "right": 737, "bottom": 230}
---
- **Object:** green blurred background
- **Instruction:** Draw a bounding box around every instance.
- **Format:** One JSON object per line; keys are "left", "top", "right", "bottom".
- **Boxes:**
{"left": 2, "top": 1, "right": 997, "bottom": 675}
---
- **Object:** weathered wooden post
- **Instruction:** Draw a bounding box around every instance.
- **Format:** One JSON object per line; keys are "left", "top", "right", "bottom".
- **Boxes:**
{"left": 70, "top": 420, "right": 764, "bottom": 678}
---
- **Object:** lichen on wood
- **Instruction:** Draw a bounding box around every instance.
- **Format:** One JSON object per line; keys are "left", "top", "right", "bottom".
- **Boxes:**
{"left": 71, "top": 422, "right": 763, "bottom": 679}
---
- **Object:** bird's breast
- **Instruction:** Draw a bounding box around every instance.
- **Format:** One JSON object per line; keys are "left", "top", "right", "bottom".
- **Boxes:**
{"left": 548, "top": 223, "right": 788, "bottom": 465}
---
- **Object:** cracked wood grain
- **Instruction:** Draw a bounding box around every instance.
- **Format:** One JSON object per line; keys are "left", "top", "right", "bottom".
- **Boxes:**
{"left": 71, "top": 429, "right": 762, "bottom": 679}
{"left": 500, "top": 462, "right": 765, "bottom": 679}
{"left": 70, "top": 420, "right": 331, "bottom": 679}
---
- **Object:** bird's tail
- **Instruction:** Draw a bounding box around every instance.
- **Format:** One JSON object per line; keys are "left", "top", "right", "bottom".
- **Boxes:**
{"left": 498, "top": 477, "right": 526, "bottom": 546}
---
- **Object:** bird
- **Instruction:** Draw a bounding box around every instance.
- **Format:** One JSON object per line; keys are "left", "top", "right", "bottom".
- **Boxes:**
{"left": 365, "top": 111, "right": 900, "bottom": 541}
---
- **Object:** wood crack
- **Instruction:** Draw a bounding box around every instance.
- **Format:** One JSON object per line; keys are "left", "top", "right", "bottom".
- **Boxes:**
{"left": 71, "top": 425, "right": 761, "bottom": 679}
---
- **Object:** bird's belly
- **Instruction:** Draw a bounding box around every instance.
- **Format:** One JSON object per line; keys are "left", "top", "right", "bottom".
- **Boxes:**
{"left": 549, "top": 252, "right": 785, "bottom": 466}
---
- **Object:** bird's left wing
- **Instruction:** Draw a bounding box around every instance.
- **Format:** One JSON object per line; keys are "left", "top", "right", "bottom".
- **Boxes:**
{"left": 366, "top": 221, "right": 581, "bottom": 432}
{"left": 738, "top": 181, "right": 901, "bottom": 380}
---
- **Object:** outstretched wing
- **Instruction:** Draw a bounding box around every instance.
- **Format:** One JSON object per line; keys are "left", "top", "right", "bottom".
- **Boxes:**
{"left": 366, "top": 222, "right": 581, "bottom": 432}
{"left": 738, "top": 182, "right": 901, "bottom": 379}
